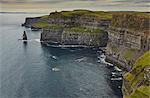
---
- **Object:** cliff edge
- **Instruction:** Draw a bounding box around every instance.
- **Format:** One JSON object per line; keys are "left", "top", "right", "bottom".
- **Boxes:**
{"left": 23, "top": 10, "right": 112, "bottom": 46}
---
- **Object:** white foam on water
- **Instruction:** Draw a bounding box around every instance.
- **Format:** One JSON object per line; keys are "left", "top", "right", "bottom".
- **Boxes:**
{"left": 75, "top": 57, "right": 87, "bottom": 62}
{"left": 114, "top": 66, "right": 122, "bottom": 72}
{"left": 19, "top": 39, "right": 41, "bottom": 42}
{"left": 52, "top": 67, "right": 60, "bottom": 72}
{"left": 51, "top": 55, "right": 58, "bottom": 60}
{"left": 111, "top": 77, "right": 122, "bottom": 81}
{"left": 34, "top": 39, "right": 41, "bottom": 42}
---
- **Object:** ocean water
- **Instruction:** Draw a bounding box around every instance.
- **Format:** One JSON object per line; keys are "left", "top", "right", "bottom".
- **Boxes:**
{"left": 0, "top": 13, "right": 122, "bottom": 98}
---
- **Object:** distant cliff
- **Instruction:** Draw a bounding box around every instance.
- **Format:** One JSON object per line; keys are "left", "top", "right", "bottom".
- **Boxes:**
{"left": 23, "top": 10, "right": 112, "bottom": 46}
{"left": 22, "top": 17, "right": 41, "bottom": 28}
{"left": 23, "top": 10, "right": 112, "bottom": 29}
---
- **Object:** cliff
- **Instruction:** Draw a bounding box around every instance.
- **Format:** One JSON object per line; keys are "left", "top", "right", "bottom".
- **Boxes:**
{"left": 122, "top": 51, "right": 150, "bottom": 98}
{"left": 62, "top": 27, "right": 108, "bottom": 46}
{"left": 22, "top": 10, "right": 111, "bottom": 46}
{"left": 22, "top": 17, "right": 41, "bottom": 28}
{"left": 23, "top": 10, "right": 150, "bottom": 98}
{"left": 106, "top": 13, "right": 150, "bottom": 98}
{"left": 23, "top": 11, "right": 149, "bottom": 66}
{"left": 23, "top": 10, "right": 113, "bottom": 30}
{"left": 106, "top": 13, "right": 150, "bottom": 65}
{"left": 111, "top": 12, "right": 149, "bottom": 31}
{"left": 41, "top": 26, "right": 108, "bottom": 46}
{"left": 40, "top": 25, "right": 63, "bottom": 43}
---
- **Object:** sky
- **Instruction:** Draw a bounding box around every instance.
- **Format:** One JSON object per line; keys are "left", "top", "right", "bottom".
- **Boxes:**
{"left": 0, "top": 0, "right": 150, "bottom": 13}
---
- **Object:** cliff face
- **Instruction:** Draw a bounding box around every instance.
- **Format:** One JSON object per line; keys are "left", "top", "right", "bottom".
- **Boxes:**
{"left": 62, "top": 30, "right": 108, "bottom": 46}
{"left": 111, "top": 13, "right": 149, "bottom": 31}
{"left": 108, "top": 13, "right": 150, "bottom": 51}
{"left": 106, "top": 13, "right": 150, "bottom": 63}
{"left": 40, "top": 27, "right": 108, "bottom": 46}
{"left": 106, "top": 13, "right": 150, "bottom": 98}
{"left": 40, "top": 28, "right": 63, "bottom": 42}
{"left": 23, "top": 17, "right": 41, "bottom": 28}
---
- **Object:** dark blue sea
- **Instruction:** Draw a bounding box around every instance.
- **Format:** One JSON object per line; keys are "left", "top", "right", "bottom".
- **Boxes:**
{"left": 0, "top": 13, "right": 122, "bottom": 98}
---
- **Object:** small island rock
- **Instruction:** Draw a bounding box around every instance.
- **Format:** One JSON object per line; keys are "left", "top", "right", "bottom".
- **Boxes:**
{"left": 23, "top": 31, "right": 27, "bottom": 40}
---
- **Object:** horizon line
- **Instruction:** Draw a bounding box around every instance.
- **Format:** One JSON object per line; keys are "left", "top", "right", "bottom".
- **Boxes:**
{"left": 1, "top": 10, "right": 150, "bottom": 14}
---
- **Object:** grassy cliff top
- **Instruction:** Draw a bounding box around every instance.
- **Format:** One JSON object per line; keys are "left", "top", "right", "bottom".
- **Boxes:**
{"left": 40, "top": 9, "right": 149, "bottom": 20}
{"left": 44, "top": 24, "right": 63, "bottom": 30}
{"left": 130, "top": 86, "right": 150, "bottom": 98}
{"left": 39, "top": 9, "right": 114, "bottom": 20}
{"left": 124, "top": 51, "right": 150, "bottom": 81}
{"left": 32, "top": 22, "right": 49, "bottom": 28}
{"left": 32, "top": 22, "right": 63, "bottom": 29}
{"left": 124, "top": 51, "right": 150, "bottom": 98}
{"left": 133, "top": 50, "right": 150, "bottom": 70}
{"left": 33, "top": 9, "right": 150, "bottom": 31}
{"left": 64, "top": 27, "right": 103, "bottom": 33}
{"left": 59, "top": 9, "right": 113, "bottom": 19}
{"left": 32, "top": 21, "right": 104, "bottom": 33}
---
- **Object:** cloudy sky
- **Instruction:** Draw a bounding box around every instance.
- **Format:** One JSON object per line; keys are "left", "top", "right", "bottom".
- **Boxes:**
{"left": 0, "top": 0, "right": 150, "bottom": 13}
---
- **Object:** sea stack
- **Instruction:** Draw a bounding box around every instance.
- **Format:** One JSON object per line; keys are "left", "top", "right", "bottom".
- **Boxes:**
{"left": 23, "top": 31, "right": 27, "bottom": 40}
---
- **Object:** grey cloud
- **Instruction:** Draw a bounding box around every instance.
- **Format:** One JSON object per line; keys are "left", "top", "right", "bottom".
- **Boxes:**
{"left": 0, "top": 0, "right": 149, "bottom": 11}
{"left": 1, "top": 0, "right": 149, "bottom": 3}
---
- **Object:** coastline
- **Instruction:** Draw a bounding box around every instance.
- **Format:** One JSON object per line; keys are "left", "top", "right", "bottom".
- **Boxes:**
{"left": 21, "top": 10, "right": 150, "bottom": 98}
{"left": 105, "top": 54, "right": 131, "bottom": 71}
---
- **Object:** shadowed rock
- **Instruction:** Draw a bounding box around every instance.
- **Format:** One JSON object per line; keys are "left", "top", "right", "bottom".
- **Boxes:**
{"left": 23, "top": 31, "right": 27, "bottom": 40}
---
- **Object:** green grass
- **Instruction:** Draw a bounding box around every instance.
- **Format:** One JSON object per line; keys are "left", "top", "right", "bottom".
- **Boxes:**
{"left": 64, "top": 27, "right": 103, "bottom": 33}
{"left": 32, "top": 21, "right": 105, "bottom": 33}
{"left": 61, "top": 9, "right": 113, "bottom": 19}
{"left": 133, "top": 50, "right": 150, "bottom": 69}
{"left": 124, "top": 72, "right": 134, "bottom": 83}
{"left": 130, "top": 50, "right": 150, "bottom": 77}
{"left": 124, "top": 51, "right": 150, "bottom": 98}
{"left": 44, "top": 24, "right": 63, "bottom": 30}
{"left": 48, "top": 9, "right": 150, "bottom": 20}
{"left": 33, "top": 10, "right": 149, "bottom": 31}
{"left": 124, "top": 51, "right": 150, "bottom": 81}
{"left": 32, "top": 22, "right": 49, "bottom": 28}
{"left": 40, "top": 15, "right": 49, "bottom": 19}
{"left": 131, "top": 72, "right": 145, "bottom": 87}
{"left": 130, "top": 86, "right": 150, "bottom": 98}
{"left": 37, "top": 9, "right": 150, "bottom": 22}
{"left": 137, "top": 86, "right": 150, "bottom": 96}
{"left": 32, "top": 22, "right": 63, "bottom": 29}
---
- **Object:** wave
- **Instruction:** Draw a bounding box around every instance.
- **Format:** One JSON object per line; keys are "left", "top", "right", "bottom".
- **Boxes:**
{"left": 18, "top": 39, "right": 41, "bottom": 42}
